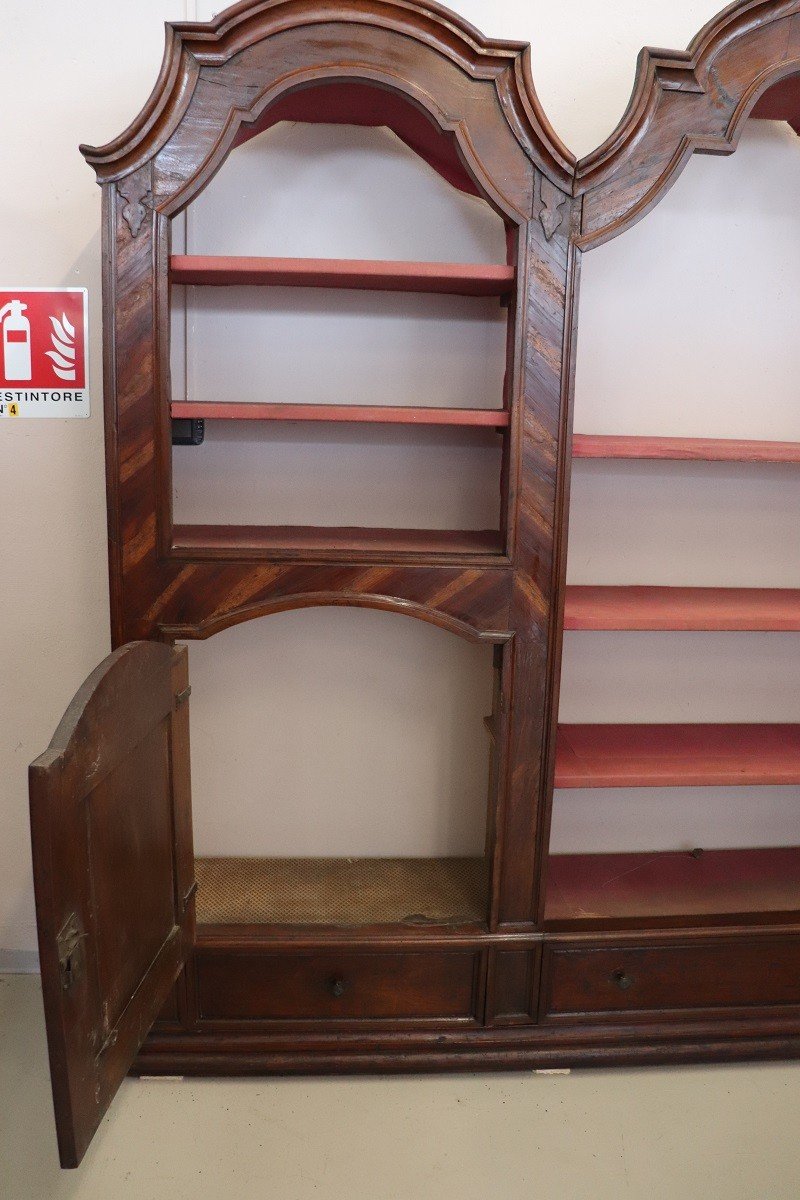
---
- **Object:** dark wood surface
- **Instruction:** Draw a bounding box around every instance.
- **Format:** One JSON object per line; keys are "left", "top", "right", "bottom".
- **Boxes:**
{"left": 82, "top": 0, "right": 578, "bottom": 943}
{"left": 170, "top": 254, "right": 515, "bottom": 296}
{"left": 136, "top": 924, "right": 800, "bottom": 1073}
{"left": 541, "top": 935, "right": 800, "bottom": 1019}
{"left": 486, "top": 948, "right": 540, "bottom": 1025}
{"left": 29, "top": 643, "right": 194, "bottom": 1167}
{"left": 575, "top": 0, "right": 800, "bottom": 248}
{"left": 197, "top": 946, "right": 483, "bottom": 1021}
{"left": 171, "top": 524, "right": 504, "bottom": 558}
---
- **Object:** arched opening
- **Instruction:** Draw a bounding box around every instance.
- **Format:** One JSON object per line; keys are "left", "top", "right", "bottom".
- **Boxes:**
{"left": 185, "top": 605, "right": 502, "bottom": 926}
{"left": 169, "top": 80, "right": 515, "bottom": 556}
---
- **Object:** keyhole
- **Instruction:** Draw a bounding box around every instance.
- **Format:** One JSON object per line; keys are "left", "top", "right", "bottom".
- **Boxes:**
{"left": 611, "top": 968, "right": 634, "bottom": 991}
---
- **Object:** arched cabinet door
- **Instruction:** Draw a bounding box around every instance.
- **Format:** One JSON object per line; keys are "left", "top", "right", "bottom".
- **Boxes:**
{"left": 28, "top": 642, "right": 195, "bottom": 1168}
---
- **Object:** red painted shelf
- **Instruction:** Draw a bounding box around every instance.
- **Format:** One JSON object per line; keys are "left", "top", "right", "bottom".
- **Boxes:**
{"left": 572, "top": 434, "right": 800, "bottom": 462}
{"left": 170, "top": 255, "right": 515, "bottom": 297}
{"left": 172, "top": 524, "right": 503, "bottom": 557}
{"left": 171, "top": 402, "right": 509, "bottom": 427}
{"left": 554, "top": 723, "right": 800, "bottom": 788}
{"left": 544, "top": 846, "right": 800, "bottom": 928}
{"left": 564, "top": 586, "right": 800, "bottom": 631}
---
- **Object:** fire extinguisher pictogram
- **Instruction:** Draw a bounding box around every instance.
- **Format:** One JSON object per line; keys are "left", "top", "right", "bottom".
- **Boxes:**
{"left": 0, "top": 299, "right": 32, "bottom": 381}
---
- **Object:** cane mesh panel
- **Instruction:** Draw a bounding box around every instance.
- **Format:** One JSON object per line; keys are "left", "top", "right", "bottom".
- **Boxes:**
{"left": 195, "top": 856, "right": 488, "bottom": 925}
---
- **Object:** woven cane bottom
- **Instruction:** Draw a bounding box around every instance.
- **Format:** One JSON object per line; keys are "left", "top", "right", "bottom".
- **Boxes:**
{"left": 194, "top": 855, "right": 488, "bottom": 925}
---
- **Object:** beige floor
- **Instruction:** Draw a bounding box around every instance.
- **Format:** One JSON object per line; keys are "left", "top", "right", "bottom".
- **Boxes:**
{"left": 2, "top": 973, "right": 800, "bottom": 1199}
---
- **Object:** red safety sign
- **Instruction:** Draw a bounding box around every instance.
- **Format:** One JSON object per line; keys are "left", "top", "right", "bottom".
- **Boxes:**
{"left": 0, "top": 288, "right": 89, "bottom": 417}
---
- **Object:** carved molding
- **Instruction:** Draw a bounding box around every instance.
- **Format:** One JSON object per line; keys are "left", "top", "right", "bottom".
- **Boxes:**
{"left": 118, "top": 175, "right": 153, "bottom": 237}
{"left": 157, "top": 590, "right": 515, "bottom": 644}
{"left": 575, "top": 0, "right": 800, "bottom": 249}
{"left": 79, "top": 0, "right": 575, "bottom": 190}
{"left": 535, "top": 175, "right": 568, "bottom": 240}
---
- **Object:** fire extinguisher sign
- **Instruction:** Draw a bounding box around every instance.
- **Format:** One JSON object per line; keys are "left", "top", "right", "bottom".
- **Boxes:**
{"left": 0, "top": 288, "right": 89, "bottom": 418}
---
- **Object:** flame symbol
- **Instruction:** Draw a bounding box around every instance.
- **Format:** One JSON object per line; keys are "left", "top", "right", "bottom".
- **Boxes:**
{"left": 46, "top": 313, "right": 76, "bottom": 381}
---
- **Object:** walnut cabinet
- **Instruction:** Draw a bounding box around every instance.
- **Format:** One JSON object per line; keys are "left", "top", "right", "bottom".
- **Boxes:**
{"left": 28, "top": 0, "right": 800, "bottom": 1167}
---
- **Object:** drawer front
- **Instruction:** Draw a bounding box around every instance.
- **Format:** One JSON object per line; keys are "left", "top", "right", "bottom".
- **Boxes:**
{"left": 541, "top": 937, "right": 800, "bottom": 1021}
{"left": 197, "top": 947, "right": 483, "bottom": 1022}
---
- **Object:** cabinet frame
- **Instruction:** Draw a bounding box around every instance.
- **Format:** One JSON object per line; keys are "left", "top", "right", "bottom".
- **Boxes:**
{"left": 29, "top": 0, "right": 800, "bottom": 1142}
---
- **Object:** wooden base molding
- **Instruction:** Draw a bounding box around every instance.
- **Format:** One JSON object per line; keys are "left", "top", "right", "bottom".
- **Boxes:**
{"left": 134, "top": 926, "right": 800, "bottom": 1075}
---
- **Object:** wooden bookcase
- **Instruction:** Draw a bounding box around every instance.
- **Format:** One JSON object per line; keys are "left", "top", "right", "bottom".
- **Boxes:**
{"left": 28, "top": 0, "right": 800, "bottom": 1168}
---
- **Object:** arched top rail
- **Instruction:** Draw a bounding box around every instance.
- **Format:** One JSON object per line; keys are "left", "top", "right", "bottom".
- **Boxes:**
{"left": 158, "top": 591, "right": 514, "bottom": 645}
{"left": 576, "top": 0, "right": 800, "bottom": 249}
{"left": 79, "top": 0, "right": 574, "bottom": 195}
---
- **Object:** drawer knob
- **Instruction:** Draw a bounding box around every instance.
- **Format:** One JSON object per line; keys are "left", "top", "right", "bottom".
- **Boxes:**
{"left": 610, "top": 969, "right": 634, "bottom": 991}
{"left": 330, "top": 977, "right": 347, "bottom": 998}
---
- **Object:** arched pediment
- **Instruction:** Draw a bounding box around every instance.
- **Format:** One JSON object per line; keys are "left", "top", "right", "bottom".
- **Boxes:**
{"left": 80, "top": 0, "right": 574, "bottom": 205}
{"left": 576, "top": 0, "right": 800, "bottom": 248}
{"left": 158, "top": 590, "right": 515, "bottom": 643}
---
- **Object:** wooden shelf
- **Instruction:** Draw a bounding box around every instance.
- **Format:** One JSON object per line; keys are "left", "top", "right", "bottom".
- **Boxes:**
{"left": 172, "top": 524, "right": 503, "bottom": 557}
{"left": 564, "top": 586, "right": 800, "bottom": 631}
{"left": 170, "top": 255, "right": 515, "bottom": 297}
{"left": 171, "top": 402, "right": 510, "bottom": 427}
{"left": 555, "top": 723, "right": 800, "bottom": 788}
{"left": 545, "top": 847, "right": 800, "bottom": 929}
{"left": 572, "top": 434, "right": 800, "bottom": 462}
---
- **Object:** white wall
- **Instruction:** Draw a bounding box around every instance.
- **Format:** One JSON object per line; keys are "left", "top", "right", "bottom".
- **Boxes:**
{"left": 2, "top": 0, "right": 798, "bottom": 963}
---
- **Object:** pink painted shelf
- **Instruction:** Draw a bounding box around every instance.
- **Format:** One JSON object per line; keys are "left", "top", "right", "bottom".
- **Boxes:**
{"left": 554, "top": 723, "right": 800, "bottom": 788}
{"left": 571, "top": 434, "right": 800, "bottom": 462}
{"left": 545, "top": 846, "right": 800, "bottom": 928}
{"left": 170, "top": 255, "right": 515, "bottom": 297}
{"left": 564, "top": 586, "right": 800, "bottom": 631}
{"left": 171, "top": 402, "right": 509, "bottom": 427}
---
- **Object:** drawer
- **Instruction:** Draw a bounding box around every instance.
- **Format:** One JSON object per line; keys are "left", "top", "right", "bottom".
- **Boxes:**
{"left": 197, "top": 947, "right": 483, "bottom": 1022}
{"left": 541, "top": 937, "right": 800, "bottom": 1021}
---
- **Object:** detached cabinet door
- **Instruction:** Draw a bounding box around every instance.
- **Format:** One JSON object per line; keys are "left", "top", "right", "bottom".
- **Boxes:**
{"left": 29, "top": 641, "right": 195, "bottom": 1168}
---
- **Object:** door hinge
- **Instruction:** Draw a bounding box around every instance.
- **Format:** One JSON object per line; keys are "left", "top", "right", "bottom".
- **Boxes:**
{"left": 174, "top": 685, "right": 191, "bottom": 709}
{"left": 57, "top": 912, "right": 87, "bottom": 991}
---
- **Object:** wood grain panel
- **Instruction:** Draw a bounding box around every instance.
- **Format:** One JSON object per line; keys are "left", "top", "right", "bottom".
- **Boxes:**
{"left": 197, "top": 947, "right": 482, "bottom": 1021}
{"left": 541, "top": 936, "right": 800, "bottom": 1019}
{"left": 576, "top": 1, "right": 800, "bottom": 248}
{"left": 82, "top": 0, "right": 578, "bottom": 938}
